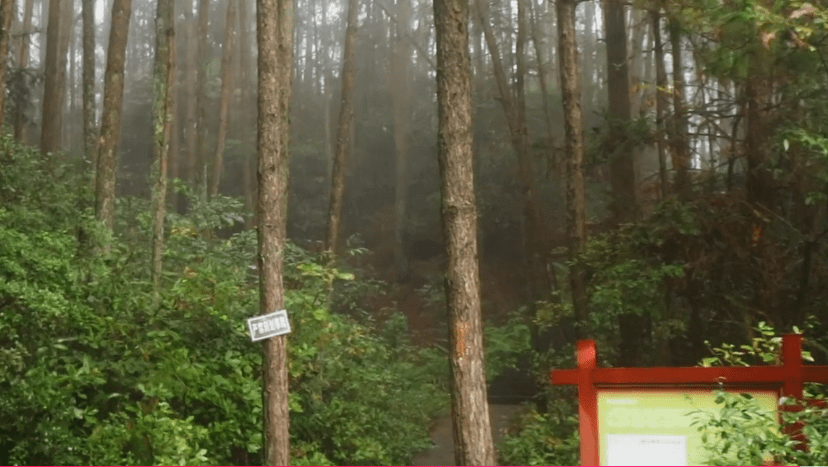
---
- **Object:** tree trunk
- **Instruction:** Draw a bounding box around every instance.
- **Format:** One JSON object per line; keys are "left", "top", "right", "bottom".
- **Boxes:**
{"left": 0, "top": 0, "right": 13, "bottom": 124}
{"left": 652, "top": 9, "right": 669, "bottom": 199}
{"left": 195, "top": 0, "right": 209, "bottom": 193}
{"left": 324, "top": 0, "right": 358, "bottom": 254}
{"left": 581, "top": 0, "right": 597, "bottom": 118}
{"left": 13, "top": 0, "right": 34, "bottom": 142}
{"left": 66, "top": 8, "right": 76, "bottom": 152}
{"left": 209, "top": 0, "right": 237, "bottom": 198}
{"left": 94, "top": 0, "right": 132, "bottom": 233}
{"left": 257, "top": 0, "right": 293, "bottom": 462}
{"left": 239, "top": 0, "right": 255, "bottom": 226}
{"left": 604, "top": 0, "right": 636, "bottom": 222}
{"left": 604, "top": 0, "right": 646, "bottom": 366}
{"left": 55, "top": 0, "right": 72, "bottom": 148}
{"left": 475, "top": 0, "right": 546, "bottom": 306}
{"left": 557, "top": 0, "right": 588, "bottom": 325}
{"left": 526, "top": 0, "right": 556, "bottom": 174}
{"left": 238, "top": 2, "right": 256, "bottom": 228}
{"left": 184, "top": 7, "right": 197, "bottom": 190}
{"left": 81, "top": 0, "right": 96, "bottom": 158}
{"left": 40, "top": 0, "right": 63, "bottom": 153}
{"left": 669, "top": 18, "right": 690, "bottom": 196}
{"left": 150, "top": 0, "right": 174, "bottom": 304}
{"left": 391, "top": 0, "right": 411, "bottom": 281}
{"left": 433, "top": 0, "right": 496, "bottom": 463}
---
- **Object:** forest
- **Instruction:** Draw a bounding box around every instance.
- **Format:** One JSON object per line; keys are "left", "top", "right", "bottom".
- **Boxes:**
{"left": 0, "top": 0, "right": 827, "bottom": 463}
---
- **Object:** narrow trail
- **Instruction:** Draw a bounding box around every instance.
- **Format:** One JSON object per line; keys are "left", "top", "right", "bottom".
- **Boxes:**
{"left": 410, "top": 403, "right": 524, "bottom": 466}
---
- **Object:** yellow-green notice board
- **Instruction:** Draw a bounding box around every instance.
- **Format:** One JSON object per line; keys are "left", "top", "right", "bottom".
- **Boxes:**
{"left": 597, "top": 388, "right": 779, "bottom": 466}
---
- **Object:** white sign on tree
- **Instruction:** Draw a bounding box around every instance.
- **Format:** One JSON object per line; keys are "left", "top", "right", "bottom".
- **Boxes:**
{"left": 247, "top": 309, "right": 291, "bottom": 341}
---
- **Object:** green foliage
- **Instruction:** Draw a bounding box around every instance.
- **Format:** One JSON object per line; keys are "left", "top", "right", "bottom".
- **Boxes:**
{"left": 497, "top": 401, "right": 580, "bottom": 466}
{"left": 0, "top": 137, "right": 449, "bottom": 465}
{"left": 691, "top": 324, "right": 827, "bottom": 465}
{"left": 483, "top": 312, "right": 532, "bottom": 383}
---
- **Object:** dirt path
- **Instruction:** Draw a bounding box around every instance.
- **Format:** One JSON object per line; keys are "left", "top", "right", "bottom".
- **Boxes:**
{"left": 410, "top": 404, "right": 523, "bottom": 466}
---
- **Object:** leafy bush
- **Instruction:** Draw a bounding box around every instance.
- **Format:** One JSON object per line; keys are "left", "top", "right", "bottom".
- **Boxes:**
{"left": 691, "top": 323, "right": 827, "bottom": 465}
{"left": 497, "top": 400, "right": 580, "bottom": 466}
{"left": 0, "top": 137, "right": 449, "bottom": 465}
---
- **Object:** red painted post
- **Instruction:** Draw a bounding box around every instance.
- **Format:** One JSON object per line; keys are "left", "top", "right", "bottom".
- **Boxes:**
{"left": 781, "top": 334, "right": 806, "bottom": 449}
{"left": 782, "top": 334, "right": 804, "bottom": 399}
{"left": 577, "top": 340, "right": 599, "bottom": 466}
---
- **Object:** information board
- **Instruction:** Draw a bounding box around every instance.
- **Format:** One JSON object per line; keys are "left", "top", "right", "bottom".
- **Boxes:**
{"left": 597, "top": 388, "right": 779, "bottom": 466}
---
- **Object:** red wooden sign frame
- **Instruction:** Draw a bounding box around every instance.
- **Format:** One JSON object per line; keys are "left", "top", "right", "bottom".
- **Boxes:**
{"left": 549, "top": 334, "right": 828, "bottom": 466}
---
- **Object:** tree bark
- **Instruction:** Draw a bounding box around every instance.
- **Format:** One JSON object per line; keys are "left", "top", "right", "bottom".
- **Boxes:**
{"left": 184, "top": 7, "right": 197, "bottom": 190}
{"left": 604, "top": 0, "right": 636, "bottom": 222}
{"left": 391, "top": 0, "right": 411, "bottom": 280}
{"left": 13, "top": 0, "right": 34, "bottom": 143}
{"left": 526, "top": 0, "right": 556, "bottom": 174}
{"left": 0, "top": 0, "right": 14, "bottom": 124}
{"left": 209, "top": 0, "right": 237, "bottom": 198}
{"left": 54, "top": 0, "right": 72, "bottom": 148}
{"left": 434, "top": 0, "right": 496, "bottom": 463}
{"left": 94, "top": 0, "right": 132, "bottom": 233}
{"left": 324, "top": 0, "right": 358, "bottom": 254}
{"left": 40, "top": 0, "right": 63, "bottom": 153}
{"left": 239, "top": 0, "right": 255, "bottom": 226}
{"left": 195, "top": 0, "right": 209, "bottom": 194}
{"left": 150, "top": 0, "right": 174, "bottom": 303}
{"left": 669, "top": 18, "right": 690, "bottom": 196}
{"left": 257, "top": 0, "right": 293, "bottom": 462}
{"left": 81, "top": 0, "right": 96, "bottom": 158}
{"left": 557, "top": 0, "right": 588, "bottom": 325}
{"left": 652, "top": 9, "right": 669, "bottom": 199}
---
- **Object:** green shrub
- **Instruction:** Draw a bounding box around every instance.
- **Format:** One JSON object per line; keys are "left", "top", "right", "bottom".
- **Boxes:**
{"left": 691, "top": 323, "right": 828, "bottom": 465}
{"left": 0, "top": 137, "right": 449, "bottom": 465}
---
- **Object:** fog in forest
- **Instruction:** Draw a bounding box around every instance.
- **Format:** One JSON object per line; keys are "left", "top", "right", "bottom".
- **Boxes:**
{"left": 11, "top": 0, "right": 710, "bottom": 326}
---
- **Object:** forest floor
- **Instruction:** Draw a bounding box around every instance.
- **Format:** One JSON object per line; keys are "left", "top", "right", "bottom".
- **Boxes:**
{"left": 410, "top": 403, "right": 525, "bottom": 466}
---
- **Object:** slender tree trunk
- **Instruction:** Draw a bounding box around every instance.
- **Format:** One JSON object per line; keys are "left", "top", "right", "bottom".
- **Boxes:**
{"left": 652, "top": 9, "right": 669, "bottom": 199}
{"left": 81, "top": 0, "right": 96, "bottom": 158}
{"left": 434, "top": 0, "right": 495, "bottom": 462}
{"left": 39, "top": 0, "right": 45, "bottom": 65}
{"left": 604, "top": 0, "right": 636, "bottom": 220}
{"left": 40, "top": 0, "right": 63, "bottom": 153}
{"left": 0, "top": 0, "right": 14, "bottom": 124}
{"left": 581, "top": 0, "right": 597, "bottom": 117}
{"left": 526, "top": 0, "right": 555, "bottom": 172}
{"left": 150, "top": 0, "right": 174, "bottom": 303}
{"left": 94, "top": 0, "right": 132, "bottom": 233}
{"left": 66, "top": 12, "right": 76, "bottom": 152}
{"left": 391, "top": 0, "right": 411, "bottom": 281}
{"left": 238, "top": 0, "right": 255, "bottom": 226}
{"left": 195, "top": 0, "right": 208, "bottom": 193}
{"left": 257, "top": 0, "right": 293, "bottom": 462}
{"left": 324, "top": 0, "right": 358, "bottom": 254}
{"left": 209, "top": 0, "right": 237, "bottom": 198}
{"left": 184, "top": 7, "right": 197, "bottom": 190}
{"left": 604, "top": 0, "right": 645, "bottom": 366}
{"left": 55, "top": 0, "right": 72, "bottom": 149}
{"left": 13, "top": 0, "right": 33, "bottom": 142}
{"left": 168, "top": 86, "right": 179, "bottom": 208}
{"left": 557, "top": 0, "right": 587, "bottom": 325}
{"left": 475, "top": 0, "right": 545, "bottom": 305}
{"left": 669, "top": 18, "right": 690, "bottom": 196}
